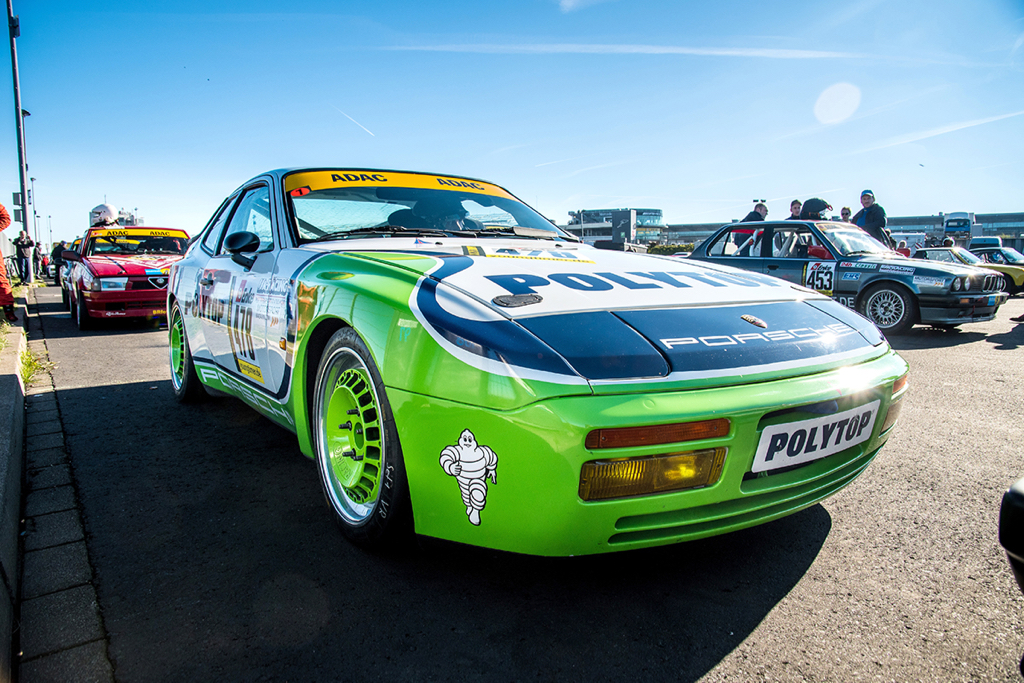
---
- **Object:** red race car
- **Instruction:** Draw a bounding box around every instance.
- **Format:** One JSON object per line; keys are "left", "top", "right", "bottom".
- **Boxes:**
{"left": 64, "top": 226, "right": 189, "bottom": 329}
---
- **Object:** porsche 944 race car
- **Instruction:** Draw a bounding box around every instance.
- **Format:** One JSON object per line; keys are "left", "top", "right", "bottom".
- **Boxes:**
{"left": 689, "top": 220, "right": 1006, "bottom": 334}
{"left": 63, "top": 226, "right": 190, "bottom": 329}
{"left": 167, "top": 168, "right": 909, "bottom": 556}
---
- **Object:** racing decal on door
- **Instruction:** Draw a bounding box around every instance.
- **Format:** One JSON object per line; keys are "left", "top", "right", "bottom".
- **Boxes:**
{"left": 803, "top": 261, "right": 836, "bottom": 296}
{"left": 440, "top": 429, "right": 498, "bottom": 526}
{"left": 228, "top": 279, "right": 263, "bottom": 383}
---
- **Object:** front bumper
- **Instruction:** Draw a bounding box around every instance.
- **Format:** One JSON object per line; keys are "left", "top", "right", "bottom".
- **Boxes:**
{"left": 393, "top": 349, "right": 908, "bottom": 556}
{"left": 82, "top": 290, "right": 168, "bottom": 318}
{"left": 919, "top": 292, "right": 1007, "bottom": 325}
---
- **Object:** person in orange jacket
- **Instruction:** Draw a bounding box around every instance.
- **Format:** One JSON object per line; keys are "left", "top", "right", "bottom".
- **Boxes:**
{"left": 0, "top": 203, "right": 16, "bottom": 322}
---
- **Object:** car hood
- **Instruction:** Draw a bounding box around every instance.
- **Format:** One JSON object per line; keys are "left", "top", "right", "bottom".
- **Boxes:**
{"left": 82, "top": 254, "right": 183, "bottom": 277}
{"left": 341, "top": 239, "right": 890, "bottom": 388}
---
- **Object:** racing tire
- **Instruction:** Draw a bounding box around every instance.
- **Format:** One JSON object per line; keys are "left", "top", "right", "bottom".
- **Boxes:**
{"left": 168, "top": 301, "right": 207, "bottom": 403}
{"left": 1003, "top": 274, "right": 1016, "bottom": 297}
{"left": 60, "top": 286, "right": 68, "bottom": 309}
{"left": 313, "top": 327, "right": 411, "bottom": 546}
{"left": 859, "top": 283, "right": 917, "bottom": 335}
{"left": 74, "top": 290, "right": 94, "bottom": 331}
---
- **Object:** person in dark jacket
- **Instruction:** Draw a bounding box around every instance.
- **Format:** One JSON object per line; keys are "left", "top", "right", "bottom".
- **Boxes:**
{"left": 741, "top": 202, "right": 767, "bottom": 222}
{"left": 851, "top": 190, "right": 892, "bottom": 247}
{"left": 786, "top": 199, "right": 802, "bottom": 220}
{"left": 50, "top": 241, "right": 66, "bottom": 280}
{"left": 13, "top": 230, "right": 34, "bottom": 283}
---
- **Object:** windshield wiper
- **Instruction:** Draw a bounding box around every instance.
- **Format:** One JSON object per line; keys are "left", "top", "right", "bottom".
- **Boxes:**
{"left": 308, "top": 225, "right": 448, "bottom": 242}
{"left": 476, "top": 226, "right": 561, "bottom": 240}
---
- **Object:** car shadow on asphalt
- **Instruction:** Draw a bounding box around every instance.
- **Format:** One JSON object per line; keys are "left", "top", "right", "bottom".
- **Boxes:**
{"left": 51, "top": 375, "right": 833, "bottom": 683}
{"left": 886, "top": 324, "right": 1013, "bottom": 351}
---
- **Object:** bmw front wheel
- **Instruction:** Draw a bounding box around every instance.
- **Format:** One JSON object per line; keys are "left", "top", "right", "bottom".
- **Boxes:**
{"left": 859, "top": 283, "right": 917, "bottom": 335}
{"left": 313, "top": 327, "right": 410, "bottom": 545}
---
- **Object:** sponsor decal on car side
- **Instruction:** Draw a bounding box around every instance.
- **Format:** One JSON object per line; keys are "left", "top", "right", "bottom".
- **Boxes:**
{"left": 842, "top": 272, "right": 861, "bottom": 281}
{"left": 879, "top": 265, "right": 915, "bottom": 275}
{"left": 440, "top": 429, "right": 498, "bottom": 526}
{"left": 840, "top": 262, "right": 877, "bottom": 269}
{"left": 912, "top": 276, "right": 946, "bottom": 287}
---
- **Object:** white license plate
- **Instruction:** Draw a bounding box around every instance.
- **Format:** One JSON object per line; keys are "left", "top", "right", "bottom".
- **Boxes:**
{"left": 752, "top": 400, "right": 880, "bottom": 473}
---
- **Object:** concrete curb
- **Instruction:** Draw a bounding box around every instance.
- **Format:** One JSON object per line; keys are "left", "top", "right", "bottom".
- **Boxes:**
{"left": 0, "top": 294, "right": 27, "bottom": 681}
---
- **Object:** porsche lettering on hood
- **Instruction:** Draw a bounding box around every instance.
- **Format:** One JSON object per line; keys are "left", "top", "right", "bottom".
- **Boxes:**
{"left": 404, "top": 246, "right": 885, "bottom": 384}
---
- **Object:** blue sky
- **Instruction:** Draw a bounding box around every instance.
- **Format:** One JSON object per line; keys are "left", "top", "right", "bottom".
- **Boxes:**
{"left": 2, "top": 0, "right": 1023, "bottom": 244}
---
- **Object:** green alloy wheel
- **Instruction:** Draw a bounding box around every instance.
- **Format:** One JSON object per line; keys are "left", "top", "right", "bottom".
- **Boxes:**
{"left": 314, "top": 328, "right": 409, "bottom": 544}
{"left": 168, "top": 301, "right": 206, "bottom": 403}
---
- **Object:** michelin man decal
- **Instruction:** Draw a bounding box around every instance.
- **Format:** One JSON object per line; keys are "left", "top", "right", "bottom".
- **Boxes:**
{"left": 440, "top": 429, "right": 498, "bottom": 526}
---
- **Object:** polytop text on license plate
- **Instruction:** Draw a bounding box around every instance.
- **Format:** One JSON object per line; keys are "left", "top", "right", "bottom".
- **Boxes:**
{"left": 752, "top": 400, "right": 880, "bottom": 473}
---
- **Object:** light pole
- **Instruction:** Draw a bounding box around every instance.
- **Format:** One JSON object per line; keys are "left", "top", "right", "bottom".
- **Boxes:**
{"left": 7, "top": 0, "right": 28, "bottom": 230}
{"left": 30, "top": 175, "right": 38, "bottom": 242}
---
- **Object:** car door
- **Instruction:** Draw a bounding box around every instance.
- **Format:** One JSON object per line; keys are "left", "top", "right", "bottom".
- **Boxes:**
{"left": 763, "top": 224, "right": 838, "bottom": 297}
{"left": 198, "top": 183, "right": 277, "bottom": 391}
{"left": 697, "top": 224, "right": 767, "bottom": 274}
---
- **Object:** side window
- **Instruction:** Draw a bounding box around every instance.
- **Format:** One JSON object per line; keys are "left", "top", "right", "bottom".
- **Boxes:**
{"left": 201, "top": 198, "right": 235, "bottom": 254}
{"left": 706, "top": 227, "right": 763, "bottom": 257}
{"left": 220, "top": 185, "right": 274, "bottom": 254}
{"left": 771, "top": 227, "right": 829, "bottom": 259}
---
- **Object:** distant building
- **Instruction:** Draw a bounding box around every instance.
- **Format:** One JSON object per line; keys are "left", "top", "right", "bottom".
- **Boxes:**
{"left": 565, "top": 208, "right": 664, "bottom": 244}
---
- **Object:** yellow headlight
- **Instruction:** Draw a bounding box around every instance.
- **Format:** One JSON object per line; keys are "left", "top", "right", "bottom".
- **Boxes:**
{"left": 579, "top": 447, "right": 727, "bottom": 501}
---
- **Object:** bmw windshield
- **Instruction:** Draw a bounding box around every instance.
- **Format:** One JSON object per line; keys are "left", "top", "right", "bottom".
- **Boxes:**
{"left": 286, "top": 170, "right": 571, "bottom": 243}
{"left": 818, "top": 225, "right": 892, "bottom": 256}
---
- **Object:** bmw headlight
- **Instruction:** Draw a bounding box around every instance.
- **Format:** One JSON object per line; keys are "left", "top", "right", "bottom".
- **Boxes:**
{"left": 963, "top": 277, "right": 972, "bottom": 291}
{"left": 99, "top": 277, "right": 128, "bottom": 291}
{"left": 952, "top": 277, "right": 962, "bottom": 291}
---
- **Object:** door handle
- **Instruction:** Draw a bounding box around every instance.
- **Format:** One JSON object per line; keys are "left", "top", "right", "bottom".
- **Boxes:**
{"left": 199, "top": 276, "right": 214, "bottom": 286}
{"left": 767, "top": 265, "right": 779, "bottom": 270}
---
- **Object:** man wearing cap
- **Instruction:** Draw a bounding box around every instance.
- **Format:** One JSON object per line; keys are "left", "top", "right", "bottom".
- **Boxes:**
{"left": 851, "top": 190, "right": 892, "bottom": 247}
{"left": 741, "top": 202, "right": 767, "bottom": 222}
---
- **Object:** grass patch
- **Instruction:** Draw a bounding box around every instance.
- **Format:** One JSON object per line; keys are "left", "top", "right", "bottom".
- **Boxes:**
{"left": 0, "top": 320, "right": 9, "bottom": 352}
{"left": 19, "top": 348, "right": 48, "bottom": 385}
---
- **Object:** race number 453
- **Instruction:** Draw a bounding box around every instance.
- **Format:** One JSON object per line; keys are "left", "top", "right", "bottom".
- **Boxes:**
{"left": 804, "top": 261, "right": 836, "bottom": 295}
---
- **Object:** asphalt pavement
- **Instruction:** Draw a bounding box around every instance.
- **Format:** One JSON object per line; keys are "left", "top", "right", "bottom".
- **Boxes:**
{"left": 7, "top": 282, "right": 1024, "bottom": 682}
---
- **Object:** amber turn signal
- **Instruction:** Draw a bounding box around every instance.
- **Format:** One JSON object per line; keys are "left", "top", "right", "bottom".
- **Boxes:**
{"left": 579, "top": 447, "right": 728, "bottom": 501}
{"left": 585, "top": 418, "right": 730, "bottom": 450}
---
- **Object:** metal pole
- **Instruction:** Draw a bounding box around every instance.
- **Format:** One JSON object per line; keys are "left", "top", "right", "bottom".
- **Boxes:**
{"left": 30, "top": 175, "right": 37, "bottom": 242}
{"left": 7, "top": 0, "right": 28, "bottom": 232}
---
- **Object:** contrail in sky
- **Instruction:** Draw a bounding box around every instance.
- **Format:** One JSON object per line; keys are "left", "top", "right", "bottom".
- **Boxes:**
{"left": 333, "top": 106, "right": 375, "bottom": 136}
{"left": 388, "top": 44, "right": 864, "bottom": 59}
{"left": 856, "top": 109, "right": 1024, "bottom": 153}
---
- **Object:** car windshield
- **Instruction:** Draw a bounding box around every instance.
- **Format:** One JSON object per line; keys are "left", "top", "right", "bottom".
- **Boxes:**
{"left": 817, "top": 226, "right": 891, "bottom": 256}
{"left": 287, "top": 174, "right": 569, "bottom": 242}
{"left": 952, "top": 248, "right": 983, "bottom": 265}
{"left": 999, "top": 248, "right": 1024, "bottom": 264}
{"left": 86, "top": 234, "right": 187, "bottom": 256}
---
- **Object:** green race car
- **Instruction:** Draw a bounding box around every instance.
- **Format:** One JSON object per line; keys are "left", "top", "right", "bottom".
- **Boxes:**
{"left": 167, "top": 168, "right": 909, "bottom": 556}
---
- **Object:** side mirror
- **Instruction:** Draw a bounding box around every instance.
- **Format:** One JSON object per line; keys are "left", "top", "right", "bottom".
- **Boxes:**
{"left": 223, "top": 231, "right": 260, "bottom": 269}
{"left": 62, "top": 250, "right": 81, "bottom": 262}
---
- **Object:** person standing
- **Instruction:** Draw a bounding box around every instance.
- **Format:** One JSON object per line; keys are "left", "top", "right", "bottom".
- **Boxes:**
{"left": 50, "top": 240, "right": 66, "bottom": 281}
{"left": 0, "top": 203, "right": 17, "bottom": 322}
{"left": 851, "top": 190, "right": 892, "bottom": 247}
{"left": 32, "top": 242, "right": 42, "bottom": 278}
{"left": 786, "top": 199, "right": 802, "bottom": 220}
{"left": 741, "top": 202, "right": 767, "bottom": 222}
{"left": 13, "top": 230, "right": 34, "bottom": 284}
